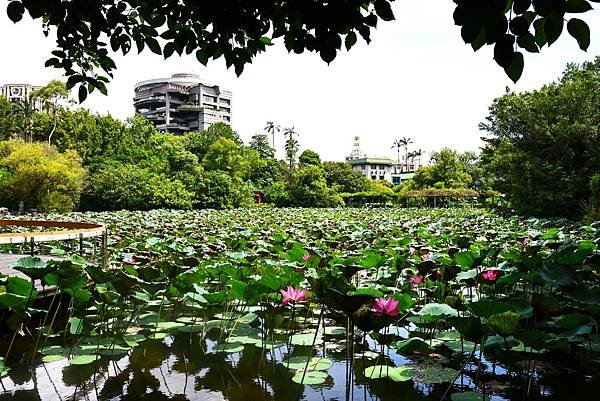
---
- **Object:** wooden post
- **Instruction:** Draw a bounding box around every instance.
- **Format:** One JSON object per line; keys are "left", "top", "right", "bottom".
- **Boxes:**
{"left": 30, "top": 237, "right": 34, "bottom": 257}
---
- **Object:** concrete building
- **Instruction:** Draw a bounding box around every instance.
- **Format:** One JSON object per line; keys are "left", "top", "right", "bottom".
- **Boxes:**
{"left": 133, "top": 73, "right": 232, "bottom": 134}
{"left": 348, "top": 157, "right": 395, "bottom": 182}
{"left": 0, "top": 83, "right": 42, "bottom": 110}
{"left": 345, "top": 135, "right": 424, "bottom": 185}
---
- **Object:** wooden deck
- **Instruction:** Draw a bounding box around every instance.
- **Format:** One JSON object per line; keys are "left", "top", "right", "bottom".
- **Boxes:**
{"left": 0, "top": 254, "right": 63, "bottom": 295}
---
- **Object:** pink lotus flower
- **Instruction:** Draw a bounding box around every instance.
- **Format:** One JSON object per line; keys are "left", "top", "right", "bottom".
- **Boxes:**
{"left": 410, "top": 274, "right": 425, "bottom": 285}
{"left": 280, "top": 286, "right": 309, "bottom": 304}
{"left": 302, "top": 253, "right": 311, "bottom": 262}
{"left": 115, "top": 235, "right": 123, "bottom": 241}
{"left": 482, "top": 269, "right": 500, "bottom": 282}
{"left": 421, "top": 252, "right": 433, "bottom": 261}
{"left": 408, "top": 246, "right": 416, "bottom": 255}
{"left": 123, "top": 256, "right": 136, "bottom": 264}
{"left": 371, "top": 297, "right": 400, "bottom": 317}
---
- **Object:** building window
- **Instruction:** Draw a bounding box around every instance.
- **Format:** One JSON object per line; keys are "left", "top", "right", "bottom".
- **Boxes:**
{"left": 361, "top": 165, "right": 365, "bottom": 170}
{"left": 371, "top": 175, "right": 376, "bottom": 180}
{"left": 379, "top": 176, "right": 385, "bottom": 180}
{"left": 203, "top": 95, "right": 217, "bottom": 102}
{"left": 379, "top": 165, "right": 385, "bottom": 170}
{"left": 371, "top": 165, "right": 376, "bottom": 170}
{"left": 220, "top": 98, "right": 231, "bottom": 105}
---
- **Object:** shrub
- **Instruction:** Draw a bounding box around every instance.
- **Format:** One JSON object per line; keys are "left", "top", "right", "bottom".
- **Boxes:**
{"left": 0, "top": 139, "right": 86, "bottom": 212}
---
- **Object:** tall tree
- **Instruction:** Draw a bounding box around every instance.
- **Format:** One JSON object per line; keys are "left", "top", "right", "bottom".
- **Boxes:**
{"left": 250, "top": 133, "right": 275, "bottom": 159}
{"left": 298, "top": 149, "right": 321, "bottom": 167}
{"left": 393, "top": 137, "right": 413, "bottom": 171}
{"left": 30, "top": 80, "right": 70, "bottom": 145}
{"left": 391, "top": 139, "right": 403, "bottom": 164}
{"left": 264, "top": 121, "right": 279, "bottom": 151}
{"left": 11, "top": 100, "right": 36, "bottom": 142}
{"left": 407, "top": 148, "right": 423, "bottom": 170}
{"left": 411, "top": 148, "right": 472, "bottom": 189}
{"left": 283, "top": 127, "right": 299, "bottom": 171}
{"left": 480, "top": 57, "right": 600, "bottom": 217}
{"left": 284, "top": 136, "right": 299, "bottom": 172}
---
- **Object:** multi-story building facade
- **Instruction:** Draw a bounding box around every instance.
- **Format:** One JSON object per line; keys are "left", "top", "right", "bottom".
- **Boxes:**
{"left": 133, "top": 73, "right": 232, "bottom": 134}
{"left": 345, "top": 135, "right": 424, "bottom": 185}
{"left": 0, "top": 83, "right": 42, "bottom": 110}
{"left": 348, "top": 157, "right": 395, "bottom": 182}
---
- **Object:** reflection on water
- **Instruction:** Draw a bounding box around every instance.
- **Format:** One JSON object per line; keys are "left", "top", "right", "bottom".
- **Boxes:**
{"left": 1, "top": 322, "right": 599, "bottom": 401}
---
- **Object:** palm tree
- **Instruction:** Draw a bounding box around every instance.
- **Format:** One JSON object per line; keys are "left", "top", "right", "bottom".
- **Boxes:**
{"left": 283, "top": 126, "right": 299, "bottom": 170}
{"left": 392, "top": 139, "right": 403, "bottom": 164}
{"left": 285, "top": 137, "right": 300, "bottom": 169}
{"left": 399, "top": 137, "right": 413, "bottom": 171}
{"left": 264, "top": 121, "right": 280, "bottom": 150}
{"left": 407, "top": 149, "right": 423, "bottom": 171}
{"left": 11, "top": 99, "right": 36, "bottom": 142}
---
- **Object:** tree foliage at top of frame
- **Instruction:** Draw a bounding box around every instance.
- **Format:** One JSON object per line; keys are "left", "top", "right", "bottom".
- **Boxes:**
{"left": 5, "top": 0, "right": 598, "bottom": 101}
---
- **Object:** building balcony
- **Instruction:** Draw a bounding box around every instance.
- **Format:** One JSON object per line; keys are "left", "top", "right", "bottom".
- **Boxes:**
{"left": 177, "top": 104, "right": 203, "bottom": 112}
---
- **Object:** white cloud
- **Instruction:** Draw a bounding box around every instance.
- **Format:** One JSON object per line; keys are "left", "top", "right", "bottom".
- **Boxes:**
{"left": 1, "top": 2, "right": 598, "bottom": 161}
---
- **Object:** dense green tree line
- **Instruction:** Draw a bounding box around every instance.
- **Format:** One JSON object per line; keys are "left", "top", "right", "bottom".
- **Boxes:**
{"left": 480, "top": 56, "right": 600, "bottom": 218}
{"left": 0, "top": 86, "right": 374, "bottom": 211}
{"left": 1, "top": 57, "right": 598, "bottom": 218}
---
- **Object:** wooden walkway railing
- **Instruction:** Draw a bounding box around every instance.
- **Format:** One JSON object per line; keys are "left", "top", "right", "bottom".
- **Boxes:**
{"left": 0, "top": 219, "right": 108, "bottom": 268}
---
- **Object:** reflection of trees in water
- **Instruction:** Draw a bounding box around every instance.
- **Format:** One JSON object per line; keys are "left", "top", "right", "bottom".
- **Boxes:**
{"left": 190, "top": 338, "right": 303, "bottom": 401}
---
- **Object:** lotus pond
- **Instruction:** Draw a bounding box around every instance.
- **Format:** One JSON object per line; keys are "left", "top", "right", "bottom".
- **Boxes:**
{"left": 0, "top": 208, "right": 599, "bottom": 401}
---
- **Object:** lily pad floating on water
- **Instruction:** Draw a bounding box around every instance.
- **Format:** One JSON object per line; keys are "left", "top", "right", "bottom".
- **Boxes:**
{"left": 451, "top": 391, "right": 489, "bottom": 401}
{"left": 156, "top": 321, "right": 185, "bottom": 330}
{"left": 445, "top": 340, "right": 479, "bottom": 353}
{"left": 177, "top": 325, "right": 204, "bottom": 334}
{"left": 291, "top": 370, "right": 328, "bottom": 385}
{"left": 413, "top": 365, "right": 458, "bottom": 384}
{"left": 215, "top": 342, "right": 244, "bottom": 353}
{"left": 324, "top": 326, "right": 346, "bottom": 336}
{"left": 417, "top": 303, "right": 459, "bottom": 321}
{"left": 69, "top": 354, "right": 100, "bottom": 365}
{"left": 290, "top": 333, "right": 323, "bottom": 346}
{"left": 226, "top": 335, "right": 263, "bottom": 345}
{"left": 41, "top": 355, "right": 65, "bottom": 363}
{"left": 40, "top": 345, "right": 66, "bottom": 356}
{"left": 395, "top": 337, "right": 434, "bottom": 354}
{"left": 148, "top": 332, "right": 168, "bottom": 340}
{"left": 214, "top": 312, "right": 240, "bottom": 320}
{"left": 435, "top": 331, "right": 461, "bottom": 341}
{"left": 284, "top": 356, "right": 333, "bottom": 371}
{"left": 236, "top": 312, "right": 259, "bottom": 324}
{"left": 363, "top": 365, "right": 414, "bottom": 382}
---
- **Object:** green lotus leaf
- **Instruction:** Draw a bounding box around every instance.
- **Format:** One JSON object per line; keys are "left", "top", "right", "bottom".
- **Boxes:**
{"left": 69, "top": 354, "right": 100, "bottom": 365}
{"left": 363, "top": 365, "right": 413, "bottom": 382}
{"left": 292, "top": 370, "right": 328, "bottom": 385}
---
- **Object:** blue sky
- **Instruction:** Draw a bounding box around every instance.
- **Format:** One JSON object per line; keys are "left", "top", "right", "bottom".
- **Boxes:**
{"left": 1, "top": 1, "right": 599, "bottom": 162}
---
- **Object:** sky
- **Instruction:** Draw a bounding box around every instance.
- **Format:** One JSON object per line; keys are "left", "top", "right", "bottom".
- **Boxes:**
{"left": 1, "top": 2, "right": 599, "bottom": 162}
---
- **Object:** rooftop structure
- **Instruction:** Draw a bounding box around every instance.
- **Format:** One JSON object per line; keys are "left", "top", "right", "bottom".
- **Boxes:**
{"left": 0, "top": 83, "right": 43, "bottom": 111}
{"left": 133, "top": 73, "right": 232, "bottom": 134}
{"left": 345, "top": 135, "right": 366, "bottom": 161}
